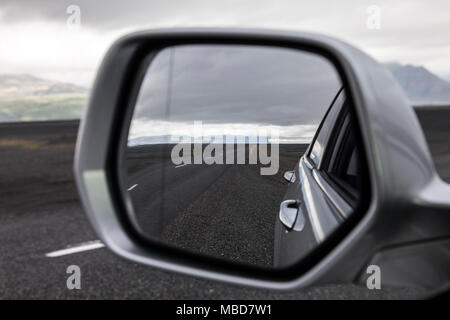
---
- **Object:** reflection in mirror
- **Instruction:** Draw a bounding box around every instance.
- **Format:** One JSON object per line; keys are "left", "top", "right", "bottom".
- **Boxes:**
{"left": 122, "top": 44, "right": 367, "bottom": 270}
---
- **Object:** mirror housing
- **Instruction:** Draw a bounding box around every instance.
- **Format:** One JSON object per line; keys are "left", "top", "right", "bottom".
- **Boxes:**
{"left": 74, "top": 28, "right": 450, "bottom": 291}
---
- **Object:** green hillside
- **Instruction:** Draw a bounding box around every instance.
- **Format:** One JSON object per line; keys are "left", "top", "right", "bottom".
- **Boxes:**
{"left": 0, "top": 74, "right": 88, "bottom": 122}
{"left": 0, "top": 95, "right": 87, "bottom": 122}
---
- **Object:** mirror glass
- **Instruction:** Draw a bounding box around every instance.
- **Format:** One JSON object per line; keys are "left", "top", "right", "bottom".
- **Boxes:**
{"left": 122, "top": 44, "right": 368, "bottom": 269}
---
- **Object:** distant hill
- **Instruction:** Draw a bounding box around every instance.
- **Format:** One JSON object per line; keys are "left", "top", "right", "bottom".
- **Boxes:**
{"left": 0, "top": 74, "right": 87, "bottom": 99}
{"left": 127, "top": 135, "right": 261, "bottom": 146}
{"left": 1, "top": 66, "right": 450, "bottom": 123}
{"left": 385, "top": 63, "right": 450, "bottom": 104}
{"left": 0, "top": 74, "right": 88, "bottom": 122}
{"left": 127, "top": 135, "right": 310, "bottom": 146}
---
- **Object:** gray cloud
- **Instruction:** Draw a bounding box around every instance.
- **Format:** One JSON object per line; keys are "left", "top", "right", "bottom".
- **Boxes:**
{"left": 1, "top": 0, "right": 449, "bottom": 86}
{"left": 2, "top": 1, "right": 450, "bottom": 43}
{"left": 132, "top": 44, "right": 341, "bottom": 128}
{"left": 0, "top": 0, "right": 222, "bottom": 29}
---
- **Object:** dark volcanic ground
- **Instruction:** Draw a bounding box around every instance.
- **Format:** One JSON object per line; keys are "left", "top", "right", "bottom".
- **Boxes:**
{"left": 0, "top": 105, "right": 448, "bottom": 299}
{"left": 125, "top": 143, "right": 307, "bottom": 268}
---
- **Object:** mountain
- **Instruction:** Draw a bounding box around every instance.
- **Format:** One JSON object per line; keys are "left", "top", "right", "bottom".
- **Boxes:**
{"left": 1, "top": 65, "right": 449, "bottom": 123}
{"left": 0, "top": 74, "right": 88, "bottom": 122}
{"left": 0, "top": 74, "right": 87, "bottom": 99}
{"left": 385, "top": 63, "right": 450, "bottom": 104}
{"left": 127, "top": 135, "right": 309, "bottom": 146}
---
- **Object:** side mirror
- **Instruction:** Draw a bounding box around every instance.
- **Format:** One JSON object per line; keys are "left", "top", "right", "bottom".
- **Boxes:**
{"left": 75, "top": 28, "right": 450, "bottom": 291}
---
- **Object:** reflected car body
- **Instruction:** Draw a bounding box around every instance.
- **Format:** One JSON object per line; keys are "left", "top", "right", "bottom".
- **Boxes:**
{"left": 275, "top": 88, "right": 367, "bottom": 267}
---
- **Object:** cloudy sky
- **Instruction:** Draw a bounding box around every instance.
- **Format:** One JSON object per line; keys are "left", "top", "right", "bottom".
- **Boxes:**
{"left": 1, "top": 0, "right": 450, "bottom": 87}
{"left": 133, "top": 45, "right": 340, "bottom": 125}
{"left": 128, "top": 44, "right": 340, "bottom": 142}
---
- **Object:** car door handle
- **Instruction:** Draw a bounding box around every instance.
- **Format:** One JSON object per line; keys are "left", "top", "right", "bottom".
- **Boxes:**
{"left": 283, "top": 170, "right": 296, "bottom": 182}
{"left": 279, "top": 199, "right": 299, "bottom": 229}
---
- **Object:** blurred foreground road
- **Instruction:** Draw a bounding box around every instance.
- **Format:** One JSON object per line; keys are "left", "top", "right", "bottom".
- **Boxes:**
{"left": 1, "top": 105, "right": 448, "bottom": 299}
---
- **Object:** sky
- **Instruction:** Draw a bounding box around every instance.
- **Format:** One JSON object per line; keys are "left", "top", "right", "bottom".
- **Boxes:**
{"left": 128, "top": 44, "right": 341, "bottom": 143}
{"left": 1, "top": 0, "right": 450, "bottom": 87}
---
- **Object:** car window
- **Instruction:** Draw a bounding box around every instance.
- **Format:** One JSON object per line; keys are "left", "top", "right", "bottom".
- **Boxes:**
{"left": 325, "top": 111, "right": 361, "bottom": 199}
{"left": 309, "top": 89, "right": 346, "bottom": 167}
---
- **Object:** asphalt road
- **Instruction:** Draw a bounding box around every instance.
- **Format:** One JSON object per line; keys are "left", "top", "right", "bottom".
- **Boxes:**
{"left": 1, "top": 106, "right": 447, "bottom": 299}
{"left": 125, "top": 143, "right": 305, "bottom": 268}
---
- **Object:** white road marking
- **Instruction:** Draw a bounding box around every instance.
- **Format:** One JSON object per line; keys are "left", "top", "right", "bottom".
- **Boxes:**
{"left": 175, "top": 163, "right": 187, "bottom": 168}
{"left": 127, "top": 184, "right": 138, "bottom": 191}
{"left": 45, "top": 240, "right": 105, "bottom": 258}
